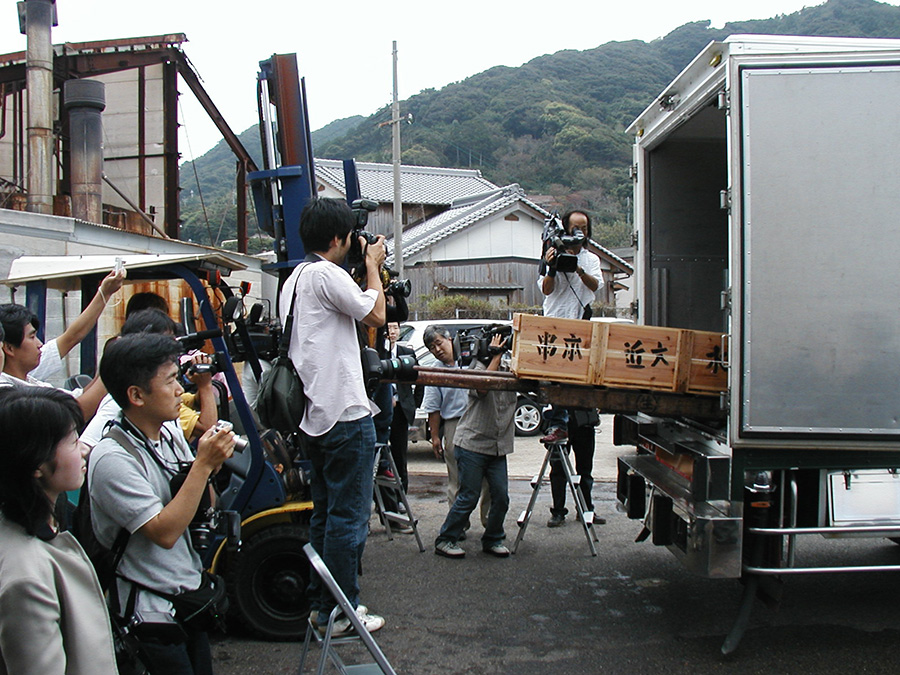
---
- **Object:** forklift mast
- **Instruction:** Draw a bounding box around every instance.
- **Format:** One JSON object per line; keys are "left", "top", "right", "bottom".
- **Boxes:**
{"left": 249, "top": 54, "right": 317, "bottom": 279}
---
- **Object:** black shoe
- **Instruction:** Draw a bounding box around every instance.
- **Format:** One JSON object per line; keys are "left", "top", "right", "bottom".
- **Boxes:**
{"left": 547, "top": 513, "right": 566, "bottom": 528}
{"left": 592, "top": 514, "right": 607, "bottom": 525}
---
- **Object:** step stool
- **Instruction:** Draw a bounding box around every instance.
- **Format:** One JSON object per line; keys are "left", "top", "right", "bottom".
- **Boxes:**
{"left": 298, "top": 544, "right": 397, "bottom": 674}
{"left": 512, "top": 440, "right": 599, "bottom": 556}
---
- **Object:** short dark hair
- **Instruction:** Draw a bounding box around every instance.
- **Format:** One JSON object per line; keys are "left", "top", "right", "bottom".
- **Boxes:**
{"left": 100, "top": 333, "right": 182, "bottom": 409}
{"left": 125, "top": 292, "right": 169, "bottom": 318}
{"left": 299, "top": 197, "right": 355, "bottom": 253}
{"left": 0, "top": 387, "right": 83, "bottom": 535}
{"left": 561, "top": 209, "right": 592, "bottom": 240}
{"left": 423, "top": 325, "right": 451, "bottom": 349}
{"left": 0, "top": 303, "right": 39, "bottom": 347}
{"left": 121, "top": 308, "right": 178, "bottom": 337}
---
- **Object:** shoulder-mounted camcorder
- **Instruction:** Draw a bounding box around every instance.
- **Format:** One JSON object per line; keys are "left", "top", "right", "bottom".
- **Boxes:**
{"left": 542, "top": 212, "right": 584, "bottom": 274}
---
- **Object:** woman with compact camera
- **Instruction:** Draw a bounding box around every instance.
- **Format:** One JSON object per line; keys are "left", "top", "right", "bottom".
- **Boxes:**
{"left": 0, "top": 386, "right": 117, "bottom": 674}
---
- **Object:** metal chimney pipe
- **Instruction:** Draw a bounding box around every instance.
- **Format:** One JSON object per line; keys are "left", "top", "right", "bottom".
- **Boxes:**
{"left": 64, "top": 79, "right": 105, "bottom": 223}
{"left": 23, "top": 0, "right": 56, "bottom": 214}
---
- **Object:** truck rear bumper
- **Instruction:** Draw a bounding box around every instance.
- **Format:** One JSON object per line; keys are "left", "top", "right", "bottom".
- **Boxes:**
{"left": 618, "top": 454, "right": 743, "bottom": 578}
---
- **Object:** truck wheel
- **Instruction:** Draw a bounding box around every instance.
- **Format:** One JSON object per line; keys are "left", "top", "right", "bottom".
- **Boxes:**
{"left": 229, "top": 523, "right": 310, "bottom": 640}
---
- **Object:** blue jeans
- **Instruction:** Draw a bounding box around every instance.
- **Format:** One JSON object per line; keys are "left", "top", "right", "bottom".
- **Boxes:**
{"left": 544, "top": 405, "right": 569, "bottom": 431}
{"left": 436, "top": 446, "right": 509, "bottom": 548}
{"left": 302, "top": 417, "right": 376, "bottom": 615}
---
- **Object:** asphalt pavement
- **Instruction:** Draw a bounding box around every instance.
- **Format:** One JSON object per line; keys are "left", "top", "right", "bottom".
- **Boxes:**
{"left": 211, "top": 418, "right": 900, "bottom": 674}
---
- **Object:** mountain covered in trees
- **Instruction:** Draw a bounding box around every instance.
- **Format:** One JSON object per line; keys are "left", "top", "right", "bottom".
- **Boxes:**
{"left": 180, "top": 0, "right": 900, "bottom": 250}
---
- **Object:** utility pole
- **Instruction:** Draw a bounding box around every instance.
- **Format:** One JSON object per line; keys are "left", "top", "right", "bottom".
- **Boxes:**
{"left": 391, "top": 41, "right": 403, "bottom": 275}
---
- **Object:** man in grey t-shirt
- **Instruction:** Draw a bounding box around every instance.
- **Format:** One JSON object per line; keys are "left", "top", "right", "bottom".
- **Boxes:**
{"left": 89, "top": 333, "right": 234, "bottom": 674}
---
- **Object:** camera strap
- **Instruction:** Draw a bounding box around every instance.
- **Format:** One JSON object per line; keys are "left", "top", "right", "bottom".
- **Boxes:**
{"left": 562, "top": 271, "right": 590, "bottom": 315}
{"left": 107, "top": 417, "right": 184, "bottom": 479}
{"left": 279, "top": 262, "right": 312, "bottom": 359}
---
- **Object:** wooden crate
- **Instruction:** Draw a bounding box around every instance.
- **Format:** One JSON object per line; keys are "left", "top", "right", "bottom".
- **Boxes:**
{"left": 596, "top": 323, "right": 690, "bottom": 392}
{"left": 685, "top": 330, "right": 729, "bottom": 395}
{"left": 511, "top": 314, "right": 728, "bottom": 397}
{"left": 510, "top": 313, "right": 601, "bottom": 384}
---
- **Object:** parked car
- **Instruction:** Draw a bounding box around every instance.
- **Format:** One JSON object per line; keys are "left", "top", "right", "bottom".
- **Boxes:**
{"left": 399, "top": 318, "right": 544, "bottom": 439}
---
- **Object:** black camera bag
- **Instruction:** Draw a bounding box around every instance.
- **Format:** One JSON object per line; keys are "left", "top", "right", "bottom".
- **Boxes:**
{"left": 256, "top": 264, "right": 309, "bottom": 433}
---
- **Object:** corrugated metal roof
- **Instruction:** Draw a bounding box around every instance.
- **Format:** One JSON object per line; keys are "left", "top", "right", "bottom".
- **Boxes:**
{"left": 315, "top": 159, "right": 497, "bottom": 205}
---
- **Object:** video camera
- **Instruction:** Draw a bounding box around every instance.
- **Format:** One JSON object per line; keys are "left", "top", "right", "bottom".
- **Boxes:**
{"left": 223, "top": 300, "right": 282, "bottom": 363}
{"left": 542, "top": 211, "right": 584, "bottom": 274}
{"left": 455, "top": 324, "right": 513, "bottom": 367}
{"left": 175, "top": 328, "right": 228, "bottom": 377}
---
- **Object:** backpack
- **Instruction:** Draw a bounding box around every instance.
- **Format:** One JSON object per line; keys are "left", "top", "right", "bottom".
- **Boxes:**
{"left": 71, "top": 425, "right": 140, "bottom": 592}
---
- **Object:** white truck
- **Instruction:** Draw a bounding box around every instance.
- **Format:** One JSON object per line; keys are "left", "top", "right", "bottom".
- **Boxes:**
{"left": 615, "top": 34, "right": 900, "bottom": 651}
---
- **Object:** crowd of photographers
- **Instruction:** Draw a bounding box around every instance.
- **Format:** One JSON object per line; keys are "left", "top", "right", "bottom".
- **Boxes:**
{"left": 0, "top": 197, "right": 605, "bottom": 674}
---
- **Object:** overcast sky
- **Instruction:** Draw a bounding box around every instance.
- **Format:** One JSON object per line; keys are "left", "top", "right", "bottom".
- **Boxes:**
{"left": 4, "top": 0, "right": 893, "bottom": 159}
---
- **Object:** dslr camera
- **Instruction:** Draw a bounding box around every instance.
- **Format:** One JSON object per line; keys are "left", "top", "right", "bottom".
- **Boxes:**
{"left": 455, "top": 324, "right": 513, "bottom": 367}
{"left": 347, "top": 198, "right": 380, "bottom": 270}
{"left": 169, "top": 456, "right": 241, "bottom": 553}
{"left": 346, "top": 199, "right": 411, "bottom": 298}
{"left": 542, "top": 212, "right": 585, "bottom": 274}
{"left": 360, "top": 347, "right": 417, "bottom": 396}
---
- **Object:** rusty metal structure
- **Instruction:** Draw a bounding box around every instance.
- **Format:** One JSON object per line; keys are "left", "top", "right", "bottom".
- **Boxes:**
{"left": 0, "top": 32, "right": 257, "bottom": 250}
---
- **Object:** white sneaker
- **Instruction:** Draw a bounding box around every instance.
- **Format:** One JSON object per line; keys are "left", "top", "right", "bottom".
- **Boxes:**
{"left": 434, "top": 540, "right": 466, "bottom": 558}
{"left": 317, "top": 606, "right": 384, "bottom": 637}
{"left": 356, "top": 607, "right": 385, "bottom": 633}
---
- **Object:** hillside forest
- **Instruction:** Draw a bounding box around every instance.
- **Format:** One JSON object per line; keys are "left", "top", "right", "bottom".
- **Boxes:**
{"left": 178, "top": 0, "right": 900, "bottom": 252}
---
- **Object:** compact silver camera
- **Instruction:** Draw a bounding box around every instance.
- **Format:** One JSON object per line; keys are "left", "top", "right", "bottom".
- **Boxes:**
{"left": 213, "top": 420, "right": 248, "bottom": 453}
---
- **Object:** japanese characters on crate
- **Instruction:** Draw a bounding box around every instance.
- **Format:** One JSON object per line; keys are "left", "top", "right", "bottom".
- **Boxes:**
{"left": 510, "top": 313, "right": 727, "bottom": 395}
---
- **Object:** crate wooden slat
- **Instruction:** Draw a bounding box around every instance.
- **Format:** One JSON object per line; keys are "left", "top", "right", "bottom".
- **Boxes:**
{"left": 597, "top": 323, "right": 690, "bottom": 392}
{"left": 510, "top": 313, "right": 601, "bottom": 384}
{"left": 685, "top": 330, "right": 729, "bottom": 395}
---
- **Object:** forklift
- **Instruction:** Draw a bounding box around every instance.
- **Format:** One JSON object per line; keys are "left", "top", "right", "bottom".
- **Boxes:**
{"left": 1, "top": 250, "right": 314, "bottom": 641}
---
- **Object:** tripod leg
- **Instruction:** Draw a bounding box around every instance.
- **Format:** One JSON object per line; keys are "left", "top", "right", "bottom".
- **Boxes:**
{"left": 559, "top": 445, "right": 598, "bottom": 555}
{"left": 512, "top": 446, "right": 553, "bottom": 554}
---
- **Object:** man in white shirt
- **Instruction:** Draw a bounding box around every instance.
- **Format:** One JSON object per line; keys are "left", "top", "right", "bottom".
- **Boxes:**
{"left": 536, "top": 209, "right": 607, "bottom": 528}
{"left": 0, "top": 303, "right": 108, "bottom": 420}
{"left": 279, "top": 197, "right": 387, "bottom": 636}
{"left": 537, "top": 209, "right": 602, "bottom": 443}
{"left": 29, "top": 268, "right": 125, "bottom": 383}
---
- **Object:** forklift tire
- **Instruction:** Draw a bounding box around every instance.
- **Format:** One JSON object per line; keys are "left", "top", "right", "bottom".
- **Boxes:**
{"left": 228, "top": 523, "right": 311, "bottom": 641}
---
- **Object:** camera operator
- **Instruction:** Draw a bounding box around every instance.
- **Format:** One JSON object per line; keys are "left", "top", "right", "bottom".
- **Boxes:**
{"left": 434, "top": 332, "right": 516, "bottom": 559}
{"left": 421, "top": 326, "right": 491, "bottom": 534}
{"left": 280, "top": 197, "right": 386, "bottom": 636}
{"left": 537, "top": 209, "right": 606, "bottom": 528}
{"left": 89, "top": 332, "right": 235, "bottom": 674}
